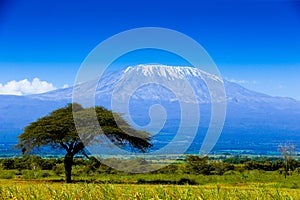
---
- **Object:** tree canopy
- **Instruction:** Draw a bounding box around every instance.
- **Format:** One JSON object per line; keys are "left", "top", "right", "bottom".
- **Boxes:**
{"left": 17, "top": 103, "right": 152, "bottom": 182}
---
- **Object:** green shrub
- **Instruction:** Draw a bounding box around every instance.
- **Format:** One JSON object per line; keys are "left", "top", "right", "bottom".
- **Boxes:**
{"left": 52, "top": 164, "right": 64, "bottom": 176}
{"left": 223, "top": 170, "right": 240, "bottom": 175}
{"left": 185, "top": 155, "right": 211, "bottom": 175}
{"left": 0, "top": 170, "right": 15, "bottom": 179}
{"left": 1, "top": 158, "right": 15, "bottom": 170}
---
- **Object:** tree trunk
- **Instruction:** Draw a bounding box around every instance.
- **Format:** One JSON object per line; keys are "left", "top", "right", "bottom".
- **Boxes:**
{"left": 284, "top": 170, "right": 287, "bottom": 179}
{"left": 64, "top": 152, "right": 74, "bottom": 183}
{"left": 284, "top": 160, "right": 288, "bottom": 179}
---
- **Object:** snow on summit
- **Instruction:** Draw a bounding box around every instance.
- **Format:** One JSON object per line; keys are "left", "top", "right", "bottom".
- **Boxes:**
{"left": 124, "top": 64, "right": 223, "bottom": 82}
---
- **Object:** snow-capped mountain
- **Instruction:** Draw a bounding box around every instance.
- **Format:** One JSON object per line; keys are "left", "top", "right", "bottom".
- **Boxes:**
{"left": 30, "top": 64, "right": 299, "bottom": 107}
{"left": 1, "top": 64, "right": 300, "bottom": 152}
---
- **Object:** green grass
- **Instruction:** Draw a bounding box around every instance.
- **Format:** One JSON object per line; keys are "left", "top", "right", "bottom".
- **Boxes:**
{"left": 69, "top": 170, "right": 300, "bottom": 190}
{"left": 0, "top": 170, "right": 300, "bottom": 199}
{"left": 0, "top": 180, "right": 299, "bottom": 199}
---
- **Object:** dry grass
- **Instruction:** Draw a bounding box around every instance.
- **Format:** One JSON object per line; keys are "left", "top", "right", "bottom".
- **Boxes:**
{"left": 0, "top": 179, "right": 299, "bottom": 200}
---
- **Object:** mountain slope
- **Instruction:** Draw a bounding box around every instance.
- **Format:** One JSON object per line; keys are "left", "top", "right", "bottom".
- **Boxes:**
{"left": 1, "top": 64, "right": 300, "bottom": 154}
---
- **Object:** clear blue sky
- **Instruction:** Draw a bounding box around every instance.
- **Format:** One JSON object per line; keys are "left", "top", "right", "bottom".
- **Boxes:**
{"left": 0, "top": 0, "right": 300, "bottom": 98}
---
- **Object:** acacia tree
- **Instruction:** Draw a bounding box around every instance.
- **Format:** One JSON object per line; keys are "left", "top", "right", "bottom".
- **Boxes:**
{"left": 278, "top": 143, "right": 296, "bottom": 178}
{"left": 17, "top": 103, "right": 151, "bottom": 183}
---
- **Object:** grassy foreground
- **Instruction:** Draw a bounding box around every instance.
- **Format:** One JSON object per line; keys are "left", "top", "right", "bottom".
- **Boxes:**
{"left": 0, "top": 179, "right": 299, "bottom": 200}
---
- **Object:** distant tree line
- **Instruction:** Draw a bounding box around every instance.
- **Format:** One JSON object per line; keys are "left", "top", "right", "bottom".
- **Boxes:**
{"left": 1, "top": 155, "right": 300, "bottom": 178}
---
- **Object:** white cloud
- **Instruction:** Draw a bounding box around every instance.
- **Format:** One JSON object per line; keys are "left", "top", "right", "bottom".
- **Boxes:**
{"left": 62, "top": 84, "right": 69, "bottom": 89}
{"left": 0, "top": 78, "right": 57, "bottom": 95}
{"left": 228, "top": 78, "right": 257, "bottom": 85}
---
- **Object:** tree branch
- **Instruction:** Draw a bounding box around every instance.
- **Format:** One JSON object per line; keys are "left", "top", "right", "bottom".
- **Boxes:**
{"left": 60, "top": 142, "right": 69, "bottom": 152}
{"left": 72, "top": 142, "right": 85, "bottom": 155}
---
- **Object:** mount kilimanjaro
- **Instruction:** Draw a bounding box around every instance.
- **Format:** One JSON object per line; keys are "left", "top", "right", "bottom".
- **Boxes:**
{"left": 1, "top": 65, "right": 300, "bottom": 154}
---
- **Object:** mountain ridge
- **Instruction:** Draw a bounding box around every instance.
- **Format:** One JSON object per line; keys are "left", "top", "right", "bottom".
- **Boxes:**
{"left": 1, "top": 64, "right": 300, "bottom": 135}
{"left": 29, "top": 65, "right": 300, "bottom": 104}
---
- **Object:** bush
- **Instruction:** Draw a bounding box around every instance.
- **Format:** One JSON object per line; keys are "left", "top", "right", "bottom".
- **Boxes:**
{"left": 223, "top": 170, "right": 240, "bottom": 175}
{"left": 0, "top": 170, "right": 15, "bottom": 179}
{"left": 21, "top": 170, "right": 38, "bottom": 179}
{"left": 82, "top": 157, "right": 101, "bottom": 175}
{"left": 185, "top": 155, "right": 211, "bottom": 175}
{"left": 177, "top": 178, "right": 197, "bottom": 185}
{"left": 52, "top": 164, "right": 65, "bottom": 176}
{"left": 40, "top": 159, "right": 58, "bottom": 170}
{"left": 154, "top": 164, "right": 179, "bottom": 174}
{"left": 42, "top": 172, "right": 51, "bottom": 178}
{"left": 1, "top": 158, "right": 15, "bottom": 170}
{"left": 210, "top": 161, "right": 234, "bottom": 175}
